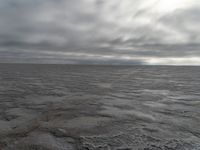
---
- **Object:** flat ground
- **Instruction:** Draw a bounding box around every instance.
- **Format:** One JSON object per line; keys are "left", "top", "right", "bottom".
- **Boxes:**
{"left": 0, "top": 64, "right": 200, "bottom": 150}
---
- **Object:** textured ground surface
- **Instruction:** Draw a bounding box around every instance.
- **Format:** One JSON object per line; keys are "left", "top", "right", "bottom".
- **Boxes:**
{"left": 0, "top": 64, "right": 200, "bottom": 150}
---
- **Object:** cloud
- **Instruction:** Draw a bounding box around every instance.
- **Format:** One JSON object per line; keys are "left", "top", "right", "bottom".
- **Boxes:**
{"left": 0, "top": 0, "right": 200, "bottom": 65}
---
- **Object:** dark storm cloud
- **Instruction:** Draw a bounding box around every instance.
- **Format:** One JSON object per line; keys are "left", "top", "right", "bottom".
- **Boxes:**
{"left": 0, "top": 0, "right": 200, "bottom": 65}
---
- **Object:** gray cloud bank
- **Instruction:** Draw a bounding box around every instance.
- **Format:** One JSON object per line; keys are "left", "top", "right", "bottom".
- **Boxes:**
{"left": 0, "top": 0, "right": 200, "bottom": 65}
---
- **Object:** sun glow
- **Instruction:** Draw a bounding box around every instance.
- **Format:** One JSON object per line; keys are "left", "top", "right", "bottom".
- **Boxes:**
{"left": 155, "top": 0, "right": 187, "bottom": 12}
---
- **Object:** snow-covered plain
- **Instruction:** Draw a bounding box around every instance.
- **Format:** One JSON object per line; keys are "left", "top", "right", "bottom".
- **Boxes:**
{"left": 0, "top": 64, "right": 199, "bottom": 150}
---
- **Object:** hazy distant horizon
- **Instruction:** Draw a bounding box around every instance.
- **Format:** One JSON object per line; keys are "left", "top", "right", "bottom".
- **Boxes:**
{"left": 1, "top": 62, "right": 200, "bottom": 67}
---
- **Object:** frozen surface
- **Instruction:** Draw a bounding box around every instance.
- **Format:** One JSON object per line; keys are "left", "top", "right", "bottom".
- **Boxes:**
{"left": 0, "top": 64, "right": 200, "bottom": 150}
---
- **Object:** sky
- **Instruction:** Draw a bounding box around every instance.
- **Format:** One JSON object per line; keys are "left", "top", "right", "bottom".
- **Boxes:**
{"left": 0, "top": 0, "right": 200, "bottom": 65}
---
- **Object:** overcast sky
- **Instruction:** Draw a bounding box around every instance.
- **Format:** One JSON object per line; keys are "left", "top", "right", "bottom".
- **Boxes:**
{"left": 0, "top": 0, "right": 200, "bottom": 65}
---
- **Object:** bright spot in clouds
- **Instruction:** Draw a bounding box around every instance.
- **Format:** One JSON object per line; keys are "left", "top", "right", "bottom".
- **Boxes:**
{"left": 155, "top": 0, "right": 188, "bottom": 12}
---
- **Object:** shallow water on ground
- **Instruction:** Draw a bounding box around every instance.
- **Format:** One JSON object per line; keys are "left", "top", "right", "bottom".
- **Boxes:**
{"left": 0, "top": 64, "right": 200, "bottom": 150}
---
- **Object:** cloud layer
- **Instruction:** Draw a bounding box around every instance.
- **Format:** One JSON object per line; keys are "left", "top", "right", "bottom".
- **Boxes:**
{"left": 0, "top": 0, "right": 200, "bottom": 65}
